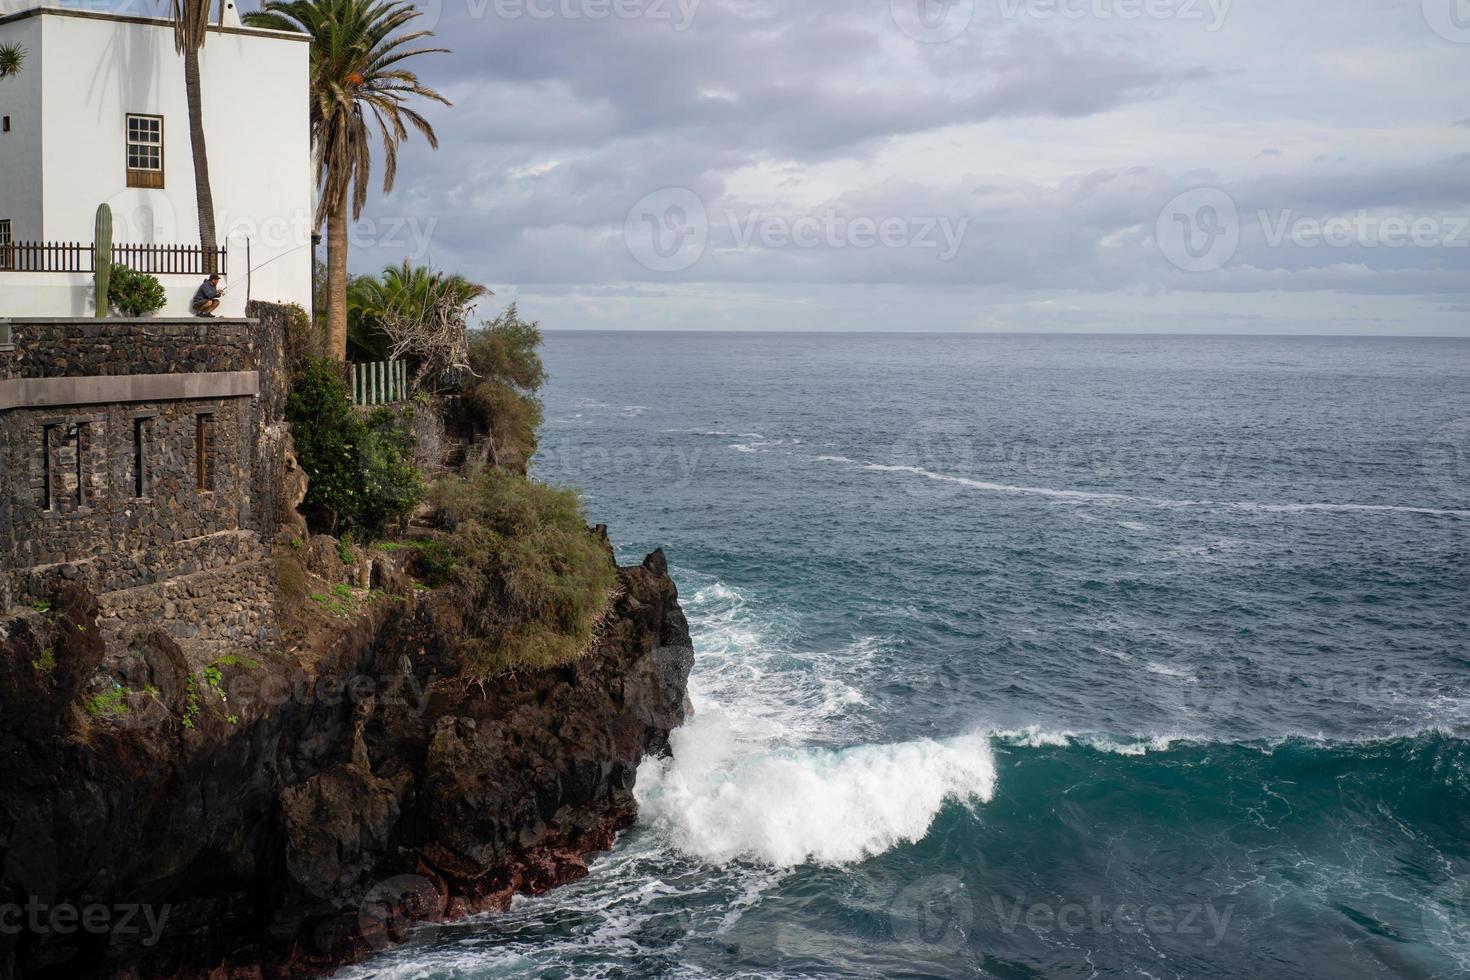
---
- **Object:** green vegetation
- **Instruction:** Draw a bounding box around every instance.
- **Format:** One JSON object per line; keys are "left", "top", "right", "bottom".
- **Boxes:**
{"left": 377, "top": 538, "right": 456, "bottom": 587}
{"left": 310, "top": 592, "right": 355, "bottom": 617}
{"left": 94, "top": 204, "right": 113, "bottom": 319}
{"left": 433, "top": 469, "right": 618, "bottom": 679}
{"left": 29, "top": 600, "right": 51, "bottom": 613}
{"left": 87, "top": 685, "right": 130, "bottom": 718}
{"left": 182, "top": 674, "right": 200, "bottom": 729}
{"left": 347, "top": 261, "right": 487, "bottom": 367}
{"left": 286, "top": 359, "right": 424, "bottom": 536}
{"left": 0, "top": 42, "right": 26, "bottom": 79}
{"left": 283, "top": 301, "right": 331, "bottom": 369}
{"left": 244, "top": 0, "right": 451, "bottom": 360}
{"left": 461, "top": 304, "right": 547, "bottom": 473}
{"left": 31, "top": 650, "right": 55, "bottom": 672}
{"left": 108, "top": 264, "right": 167, "bottom": 317}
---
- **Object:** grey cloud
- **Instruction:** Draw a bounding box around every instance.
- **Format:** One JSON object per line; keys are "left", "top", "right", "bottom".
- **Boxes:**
{"left": 328, "top": 0, "right": 1470, "bottom": 332}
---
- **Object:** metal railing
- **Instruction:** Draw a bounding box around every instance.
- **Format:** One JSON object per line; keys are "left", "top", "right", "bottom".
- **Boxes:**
{"left": 351, "top": 360, "right": 409, "bottom": 406}
{"left": 0, "top": 241, "right": 228, "bottom": 275}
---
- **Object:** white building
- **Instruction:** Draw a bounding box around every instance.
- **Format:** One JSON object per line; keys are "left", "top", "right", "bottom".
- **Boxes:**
{"left": 0, "top": 0, "right": 313, "bottom": 318}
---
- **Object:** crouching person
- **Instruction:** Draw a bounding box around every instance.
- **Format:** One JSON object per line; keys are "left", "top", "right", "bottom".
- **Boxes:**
{"left": 192, "top": 273, "right": 223, "bottom": 317}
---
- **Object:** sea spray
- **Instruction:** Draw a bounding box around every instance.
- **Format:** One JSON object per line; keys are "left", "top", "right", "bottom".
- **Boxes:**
{"left": 635, "top": 709, "right": 997, "bottom": 867}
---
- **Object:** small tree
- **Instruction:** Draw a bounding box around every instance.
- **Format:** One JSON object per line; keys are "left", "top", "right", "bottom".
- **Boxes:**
{"left": 287, "top": 359, "right": 423, "bottom": 536}
{"left": 243, "top": 0, "right": 451, "bottom": 361}
{"left": 461, "top": 304, "right": 547, "bottom": 472}
{"left": 107, "top": 265, "right": 167, "bottom": 317}
{"left": 359, "top": 262, "right": 487, "bottom": 388}
{"left": 0, "top": 43, "right": 25, "bottom": 79}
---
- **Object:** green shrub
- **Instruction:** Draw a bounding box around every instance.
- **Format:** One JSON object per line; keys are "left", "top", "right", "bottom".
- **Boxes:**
{"left": 461, "top": 305, "right": 547, "bottom": 473}
{"left": 286, "top": 359, "right": 424, "bottom": 537}
{"left": 414, "top": 539, "right": 458, "bottom": 587}
{"left": 359, "top": 408, "right": 427, "bottom": 534}
{"left": 433, "top": 469, "right": 618, "bottom": 679}
{"left": 108, "top": 264, "right": 167, "bottom": 317}
{"left": 282, "top": 301, "right": 330, "bottom": 371}
{"left": 464, "top": 380, "right": 542, "bottom": 473}
{"left": 87, "top": 685, "right": 130, "bottom": 718}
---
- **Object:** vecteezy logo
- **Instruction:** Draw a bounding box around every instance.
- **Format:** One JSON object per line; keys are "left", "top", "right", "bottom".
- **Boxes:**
{"left": 890, "top": 0, "right": 976, "bottom": 43}
{"left": 1423, "top": 0, "right": 1470, "bottom": 43}
{"left": 357, "top": 874, "right": 445, "bottom": 952}
{"left": 624, "top": 187, "right": 709, "bottom": 273}
{"left": 1422, "top": 417, "right": 1470, "bottom": 504}
{"left": 887, "top": 418, "right": 977, "bottom": 499}
{"left": 1424, "top": 877, "right": 1470, "bottom": 961}
{"left": 891, "top": 875, "right": 974, "bottom": 952}
{"left": 1156, "top": 187, "right": 1240, "bottom": 273}
{"left": 1171, "top": 655, "right": 1242, "bottom": 722}
{"left": 104, "top": 187, "right": 181, "bottom": 244}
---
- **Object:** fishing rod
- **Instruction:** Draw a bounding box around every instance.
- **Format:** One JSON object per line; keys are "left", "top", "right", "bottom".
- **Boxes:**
{"left": 208, "top": 238, "right": 314, "bottom": 303}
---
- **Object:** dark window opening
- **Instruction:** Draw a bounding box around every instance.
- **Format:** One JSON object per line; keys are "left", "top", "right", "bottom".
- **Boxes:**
{"left": 41, "top": 424, "right": 55, "bottom": 511}
{"left": 70, "top": 423, "right": 87, "bottom": 508}
{"left": 195, "top": 414, "right": 214, "bottom": 492}
{"left": 133, "top": 417, "right": 152, "bottom": 497}
{"left": 1, "top": 117, "right": 10, "bottom": 133}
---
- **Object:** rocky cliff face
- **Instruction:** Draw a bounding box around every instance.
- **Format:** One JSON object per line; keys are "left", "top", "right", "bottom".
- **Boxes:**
{"left": 0, "top": 549, "right": 693, "bottom": 978}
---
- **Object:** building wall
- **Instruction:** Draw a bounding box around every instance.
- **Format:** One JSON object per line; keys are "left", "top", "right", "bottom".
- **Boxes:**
{"left": 0, "top": 395, "right": 255, "bottom": 575}
{"left": 0, "top": 312, "right": 292, "bottom": 654}
{"left": 0, "top": 6, "right": 314, "bottom": 317}
{"left": 0, "top": 15, "right": 43, "bottom": 242}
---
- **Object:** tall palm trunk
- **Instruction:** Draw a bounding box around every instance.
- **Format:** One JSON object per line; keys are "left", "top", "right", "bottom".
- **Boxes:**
{"left": 326, "top": 195, "right": 349, "bottom": 360}
{"left": 182, "top": 43, "right": 217, "bottom": 273}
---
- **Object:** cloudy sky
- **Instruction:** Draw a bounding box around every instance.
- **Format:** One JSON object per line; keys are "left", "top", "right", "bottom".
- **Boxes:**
{"left": 313, "top": 0, "right": 1470, "bottom": 333}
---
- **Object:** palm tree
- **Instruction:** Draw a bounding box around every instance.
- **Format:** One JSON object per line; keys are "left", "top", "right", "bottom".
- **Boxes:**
{"left": 0, "top": 42, "right": 26, "bottom": 79}
{"left": 171, "top": 0, "right": 218, "bottom": 273}
{"left": 348, "top": 260, "right": 486, "bottom": 361}
{"left": 244, "top": 0, "right": 449, "bottom": 361}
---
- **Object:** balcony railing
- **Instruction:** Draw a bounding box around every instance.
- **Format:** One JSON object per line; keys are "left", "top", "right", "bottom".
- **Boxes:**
{"left": 0, "top": 241, "right": 228, "bottom": 276}
{"left": 351, "top": 359, "right": 410, "bottom": 406}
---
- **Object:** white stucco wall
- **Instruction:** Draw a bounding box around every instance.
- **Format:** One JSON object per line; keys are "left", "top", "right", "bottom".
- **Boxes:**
{"left": 0, "top": 16, "right": 43, "bottom": 242}
{"left": 0, "top": 5, "right": 313, "bottom": 318}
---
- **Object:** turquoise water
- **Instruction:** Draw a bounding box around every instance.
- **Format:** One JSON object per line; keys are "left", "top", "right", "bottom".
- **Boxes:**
{"left": 351, "top": 333, "right": 1470, "bottom": 979}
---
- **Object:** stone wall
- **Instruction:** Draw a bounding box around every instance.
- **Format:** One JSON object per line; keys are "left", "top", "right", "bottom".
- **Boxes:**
{"left": 99, "top": 559, "right": 278, "bottom": 656}
{"left": 0, "top": 396, "right": 255, "bottom": 583}
{"left": 245, "top": 301, "right": 296, "bottom": 545}
{"left": 0, "top": 311, "right": 293, "bottom": 655}
{"left": 0, "top": 318, "right": 256, "bottom": 380}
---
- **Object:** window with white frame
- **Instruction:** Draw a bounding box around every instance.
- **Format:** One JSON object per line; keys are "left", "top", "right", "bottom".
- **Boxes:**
{"left": 126, "top": 114, "right": 164, "bottom": 188}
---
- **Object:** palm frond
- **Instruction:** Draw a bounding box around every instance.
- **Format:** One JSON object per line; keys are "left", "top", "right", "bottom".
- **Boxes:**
{"left": 246, "top": 0, "right": 450, "bottom": 223}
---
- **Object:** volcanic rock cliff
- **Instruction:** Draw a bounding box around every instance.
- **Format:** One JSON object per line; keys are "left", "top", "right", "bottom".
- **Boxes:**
{"left": 0, "top": 545, "right": 693, "bottom": 978}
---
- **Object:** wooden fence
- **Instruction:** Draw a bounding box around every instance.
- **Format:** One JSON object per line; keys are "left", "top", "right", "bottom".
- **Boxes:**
{"left": 0, "top": 241, "right": 228, "bottom": 275}
{"left": 351, "top": 360, "right": 409, "bottom": 406}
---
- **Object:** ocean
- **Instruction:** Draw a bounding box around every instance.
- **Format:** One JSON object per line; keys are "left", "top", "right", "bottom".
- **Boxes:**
{"left": 347, "top": 332, "right": 1470, "bottom": 979}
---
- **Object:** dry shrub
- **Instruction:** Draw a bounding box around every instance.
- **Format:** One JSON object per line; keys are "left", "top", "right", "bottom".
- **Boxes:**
{"left": 433, "top": 469, "right": 618, "bottom": 680}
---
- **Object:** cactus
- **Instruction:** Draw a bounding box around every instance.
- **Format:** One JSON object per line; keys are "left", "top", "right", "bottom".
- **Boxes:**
{"left": 94, "top": 204, "right": 113, "bottom": 317}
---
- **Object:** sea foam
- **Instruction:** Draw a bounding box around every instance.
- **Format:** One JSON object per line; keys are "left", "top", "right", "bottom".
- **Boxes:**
{"left": 636, "top": 709, "right": 996, "bottom": 868}
{"left": 856, "top": 463, "right": 1470, "bottom": 518}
